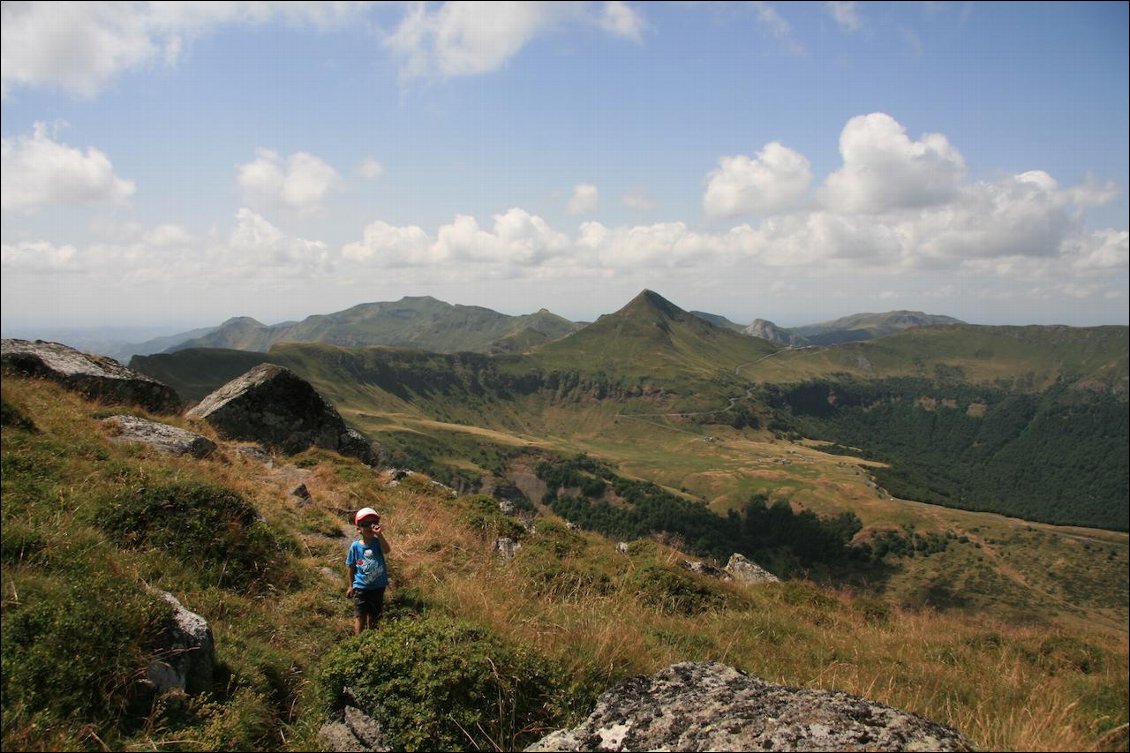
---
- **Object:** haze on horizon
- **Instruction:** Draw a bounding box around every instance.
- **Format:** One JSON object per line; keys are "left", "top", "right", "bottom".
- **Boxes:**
{"left": 2, "top": 2, "right": 1127, "bottom": 334}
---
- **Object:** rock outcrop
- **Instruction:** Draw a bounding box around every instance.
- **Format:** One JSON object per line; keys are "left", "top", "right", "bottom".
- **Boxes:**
{"left": 186, "top": 364, "right": 377, "bottom": 464}
{"left": 146, "top": 590, "right": 215, "bottom": 695}
{"left": 725, "top": 553, "right": 780, "bottom": 584}
{"left": 318, "top": 692, "right": 391, "bottom": 752}
{"left": 103, "top": 415, "right": 216, "bottom": 458}
{"left": 744, "top": 319, "right": 808, "bottom": 347}
{"left": 526, "top": 661, "right": 974, "bottom": 752}
{"left": 1, "top": 339, "right": 181, "bottom": 414}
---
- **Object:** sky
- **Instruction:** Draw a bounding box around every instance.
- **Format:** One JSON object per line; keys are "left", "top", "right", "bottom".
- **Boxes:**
{"left": 1, "top": 1, "right": 1128, "bottom": 335}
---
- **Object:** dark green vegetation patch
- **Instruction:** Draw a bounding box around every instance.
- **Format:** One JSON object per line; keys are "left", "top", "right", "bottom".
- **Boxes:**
{"left": 315, "top": 616, "right": 579, "bottom": 751}
{"left": 769, "top": 379, "right": 1129, "bottom": 531}
{"left": 1, "top": 574, "right": 173, "bottom": 729}
{"left": 92, "top": 481, "right": 295, "bottom": 589}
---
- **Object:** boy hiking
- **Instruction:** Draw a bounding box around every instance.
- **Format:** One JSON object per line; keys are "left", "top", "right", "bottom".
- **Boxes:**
{"left": 346, "top": 506, "right": 391, "bottom": 634}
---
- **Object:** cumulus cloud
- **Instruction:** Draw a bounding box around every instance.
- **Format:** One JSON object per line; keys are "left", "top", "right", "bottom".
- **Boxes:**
{"left": 357, "top": 158, "right": 384, "bottom": 179}
{"left": 567, "top": 184, "right": 600, "bottom": 215}
{"left": 237, "top": 149, "right": 341, "bottom": 213}
{"left": 703, "top": 141, "right": 812, "bottom": 218}
{"left": 825, "top": 1, "right": 861, "bottom": 32}
{"left": 1069, "top": 230, "right": 1129, "bottom": 271}
{"left": 1, "top": 122, "right": 135, "bottom": 210}
{"left": 2, "top": 210, "right": 330, "bottom": 288}
{"left": 1, "top": 2, "right": 364, "bottom": 98}
{"left": 821, "top": 113, "right": 966, "bottom": 214}
{"left": 343, "top": 207, "right": 569, "bottom": 271}
{"left": 227, "top": 207, "right": 331, "bottom": 276}
{"left": 0, "top": 240, "right": 79, "bottom": 272}
{"left": 597, "top": 1, "right": 647, "bottom": 42}
{"left": 342, "top": 220, "right": 433, "bottom": 264}
{"left": 384, "top": 2, "right": 648, "bottom": 81}
{"left": 385, "top": 3, "right": 567, "bottom": 80}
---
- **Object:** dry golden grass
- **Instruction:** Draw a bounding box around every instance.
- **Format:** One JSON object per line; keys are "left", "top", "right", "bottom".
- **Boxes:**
{"left": 3, "top": 376, "right": 1126, "bottom": 752}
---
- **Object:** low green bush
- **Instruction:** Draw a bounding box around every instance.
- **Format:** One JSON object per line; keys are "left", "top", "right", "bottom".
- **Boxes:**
{"left": 1, "top": 574, "right": 173, "bottom": 728}
{"left": 626, "top": 564, "right": 726, "bottom": 616}
{"left": 461, "top": 493, "right": 528, "bottom": 541}
{"left": 315, "top": 615, "right": 568, "bottom": 751}
{"left": 91, "top": 481, "right": 293, "bottom": 589}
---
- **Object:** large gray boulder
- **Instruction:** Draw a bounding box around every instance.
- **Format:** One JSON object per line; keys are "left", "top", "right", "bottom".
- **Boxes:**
{"left": 103, "top": 415, "right": 216, "bottom": 458}
{"left": 526, "top": 661, "right": 974, "bottom": 752}
{"left": 186, "top": 364, "right": 377, "bottom": 464}
{"left": 725, "top": 553, "right": 780, "bottom": 584}
{"left": 1, "top": 339, "right": 181, "bottom": 413}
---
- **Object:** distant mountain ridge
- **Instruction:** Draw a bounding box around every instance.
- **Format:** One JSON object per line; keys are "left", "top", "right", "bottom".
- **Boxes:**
{"left": 690, "top": 309, "right": 964, "bottom": 346}
{"left": 169, "top": 296, "right": 581, "bottom": 355}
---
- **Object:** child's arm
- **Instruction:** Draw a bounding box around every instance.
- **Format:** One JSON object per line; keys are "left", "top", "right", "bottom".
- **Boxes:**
{"left": 346, "top": 563, "right": 357, "bottom": 597}
{"left": 374, "top": 525, "right": 391, "bottom": 554}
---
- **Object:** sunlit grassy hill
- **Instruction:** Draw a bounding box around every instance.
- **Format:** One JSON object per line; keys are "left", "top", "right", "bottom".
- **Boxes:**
{"left": 2, "top": 375, "right": 1127, "bottom": 752}
{"left": 528, "top": 289, "right": 780, "bottom": 379}
{"left": 169, "top": 296, "right": 581, "bottom": 356}
{"left": 745, "top": 324, "right": 1129, "bottom": 393}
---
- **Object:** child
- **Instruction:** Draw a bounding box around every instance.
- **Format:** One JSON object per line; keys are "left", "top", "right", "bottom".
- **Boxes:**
{"left": 346, "top": 506, "right": 391, "bottom": 634}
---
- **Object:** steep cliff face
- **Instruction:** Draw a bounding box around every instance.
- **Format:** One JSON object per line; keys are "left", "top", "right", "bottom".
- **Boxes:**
{"left": 527, "top": 661, "right": 974, "bottom": 752}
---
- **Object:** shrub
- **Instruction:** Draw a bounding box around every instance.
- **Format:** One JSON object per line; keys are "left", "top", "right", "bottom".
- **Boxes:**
{"left": 525, "top": 518, "right": 586, "bottom": 559}
{"left": 1, "top": 575, "right": 173, "bottom": 728}
{"left": 91, "top": 481, "right": 292, "bottom": 589}
{"left": 315, "top": 615, "right": 567, "bottom": 751}
{"left": 461, "top": 494, "right": 528, "bottom": 542}
{"left": 626, "top": 564, "right": 726, "bottom": 616}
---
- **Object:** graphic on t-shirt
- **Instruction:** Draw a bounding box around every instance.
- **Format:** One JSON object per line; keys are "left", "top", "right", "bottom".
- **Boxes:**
{"left": 355, "top": 546, "right": 386, "bottom": 586}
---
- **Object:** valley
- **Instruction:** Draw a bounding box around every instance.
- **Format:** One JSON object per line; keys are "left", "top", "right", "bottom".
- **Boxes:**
{"left": 128, "top": 290, "right": 1130, "bottom": 632}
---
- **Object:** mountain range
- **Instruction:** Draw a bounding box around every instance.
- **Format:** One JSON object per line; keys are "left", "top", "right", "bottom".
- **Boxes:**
{"left": 25, "top": 295, "right": 966, "bottom": 363}
{"left": 4, "top": 288, "right": 1127, "bottom": 751}
{"left": 131, "top": 289, "right": 1128, "bottom": 532}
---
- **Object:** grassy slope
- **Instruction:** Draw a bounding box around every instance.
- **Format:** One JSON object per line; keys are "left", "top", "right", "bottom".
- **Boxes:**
{"left": 1, "top": 376, "right": 1127, "bottom": 752}
{"left": 745, "top": 324, "right": 1129, "bottom": 392}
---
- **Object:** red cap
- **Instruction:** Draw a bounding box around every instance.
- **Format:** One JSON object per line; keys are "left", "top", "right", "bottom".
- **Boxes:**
{"left": 354, "top": 507, "right": 381, "bottom": 525}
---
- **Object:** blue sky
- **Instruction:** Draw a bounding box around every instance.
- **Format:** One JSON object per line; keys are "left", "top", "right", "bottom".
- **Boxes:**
{"left": 2, "top": 1, "right": 1127, "bottom": 334}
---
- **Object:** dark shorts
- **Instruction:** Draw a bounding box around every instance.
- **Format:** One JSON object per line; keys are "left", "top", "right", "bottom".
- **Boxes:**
{"left": 353, "top": 587, "right": 386, "bottom": 620}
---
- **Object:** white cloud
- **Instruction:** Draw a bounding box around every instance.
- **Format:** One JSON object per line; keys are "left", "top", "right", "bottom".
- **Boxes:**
{"left": 821, "top": 112, "right": 965, "bottom": 214}
{"left": 237, "top": 149, "right": 341, "bottom": 213}
{"left": 385, "top": 2, "right": 569, "bottom": 80}
{"left": 598, "top": 2, "right": 646, "bottom": 42}
{"left": 0, "top": 240, "right": 79, "bottom": 272}
{"left": 622, "top": 191, "right": 656, "bottom": 211}
{"left": 342, "top": 220, "right": 433, "bottom": 264}
{"left": 703, "top": 141, "right": 812, "bottom": 218}
{"left": 567, "top": 184, "right": 600, "bottom": 215}
{"left": 825, "top": 1, "right": 861, "bottom": 32}
{"left": 1, "top": 1, "right": 365, "bottom": 98}
{"left": 357, "top": 158, "right": 384, "bottom": 179}
{"left": 751, "top": 2, "right": 805, "bottom": 56}
{"left": 1, "top": 122, "right": 136, "bottom": 210}
{"left": 227, "top": 208, "right": 331, "bottom": 277}
{"left": 1067, "top": 229, "right": 1128, "bottom": 272}
{"left": 910, "top": 172, "right": 1081, "bottom": 264}
{"left": 384, "top": 1, "right": 648, "bottom": 81}
{"left": 342, "top": 207, "right": 569, "bottom": 270}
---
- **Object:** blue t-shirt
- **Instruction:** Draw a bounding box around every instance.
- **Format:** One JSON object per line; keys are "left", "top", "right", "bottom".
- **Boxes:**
{"left": 346, "top": 538, "right": 389, "bottom": 589}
